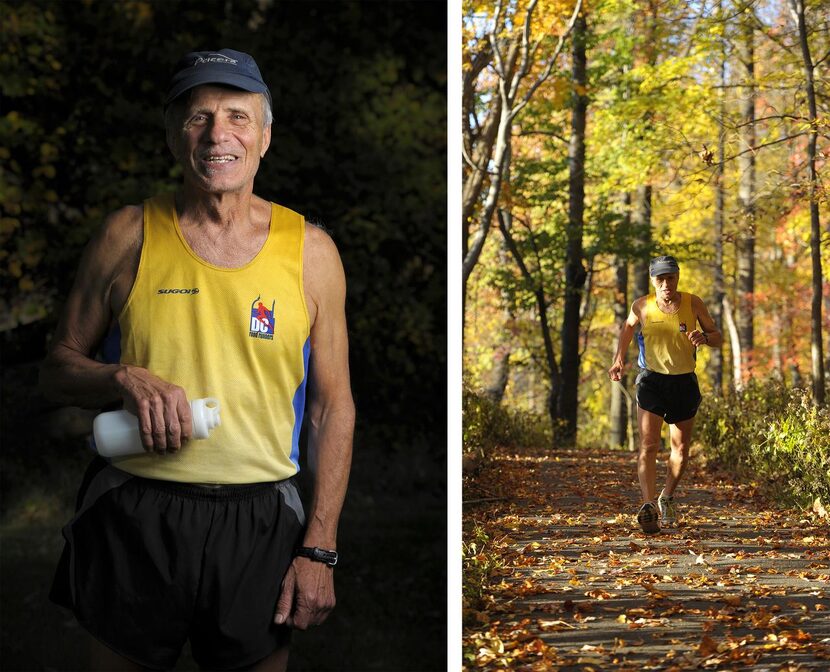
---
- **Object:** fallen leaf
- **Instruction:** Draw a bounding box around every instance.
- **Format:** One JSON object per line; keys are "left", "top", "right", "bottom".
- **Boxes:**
{"left": 698, "top": 635, "right": 719, "bottom": 656}
{"left": 538, "top": 619, "right": 576, "bottom": 631}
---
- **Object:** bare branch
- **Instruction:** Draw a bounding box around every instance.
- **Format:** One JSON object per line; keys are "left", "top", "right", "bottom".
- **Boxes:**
{"left": 511, "top": 0, "right": 584, "bottom": 121}
{"left": 730, "top": 113, "right": 808, "bottom": 128}
{"left": 517, "top": 129, "right": 570, "bottom": 144}
{"left": 682, "top": 132, "right": 810, "bottom": 181}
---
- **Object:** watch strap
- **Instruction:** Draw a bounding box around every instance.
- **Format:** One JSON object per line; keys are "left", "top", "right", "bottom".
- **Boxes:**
{"left": 295, "top": 546, "right": 338, "bottom": 567}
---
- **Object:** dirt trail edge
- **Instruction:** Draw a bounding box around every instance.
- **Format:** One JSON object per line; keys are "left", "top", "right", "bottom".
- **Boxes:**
{"left": 463, "top": 446, "right": 830, "bottom": 671}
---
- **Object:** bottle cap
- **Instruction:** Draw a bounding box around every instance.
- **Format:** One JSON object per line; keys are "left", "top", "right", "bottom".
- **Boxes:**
{"left": 191, "top": 397, "right": 221, "bottom": 439}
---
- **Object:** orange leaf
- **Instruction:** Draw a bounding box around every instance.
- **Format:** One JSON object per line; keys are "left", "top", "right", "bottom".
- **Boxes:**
{"left": 698, "top": 635, "right": 719, "bottom": 657}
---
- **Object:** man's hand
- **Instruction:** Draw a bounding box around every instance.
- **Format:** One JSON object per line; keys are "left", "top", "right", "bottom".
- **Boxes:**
{"left": 273, "top": 557, "right": 336, "bottom": 629}
{"left": 608, "top": 360, "right": 625, "bottom": 382}
{"left": 687, "top": 329, "right": 708, "bottom": 348}
{"left": 114, "top": 366, "right": 192, "bottom": 454}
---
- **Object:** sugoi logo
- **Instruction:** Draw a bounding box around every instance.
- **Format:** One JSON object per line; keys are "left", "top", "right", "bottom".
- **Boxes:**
{"left": 158, "top": 288, "right": 200, "bottom": 295}
{"left": 195, "top": 53, "right": 238, "bottom": 66}
{"left": 249, "top": 295, "right": 275, "bottom": 340}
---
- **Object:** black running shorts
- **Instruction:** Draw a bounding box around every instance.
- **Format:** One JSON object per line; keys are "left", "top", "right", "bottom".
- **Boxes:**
{"left": 50, "top": 457, "right": 305, "bottom": 670}
{"left": 635, "top": 369, "right": 702, "bottom": 425}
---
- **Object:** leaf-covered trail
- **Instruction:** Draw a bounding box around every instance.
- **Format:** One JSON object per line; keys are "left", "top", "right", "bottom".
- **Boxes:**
{"left": 463, "top": 446, "right": 830, "bottom": 671}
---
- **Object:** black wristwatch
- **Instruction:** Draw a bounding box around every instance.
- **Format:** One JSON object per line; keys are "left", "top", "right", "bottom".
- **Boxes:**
{"left": 295, "top": 546, "right": 338, "bottom": 567}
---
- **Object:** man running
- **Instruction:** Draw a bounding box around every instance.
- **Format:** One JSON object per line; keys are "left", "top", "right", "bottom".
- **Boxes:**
{"left": 41, "top": 49, "right": 354, "bottom": 670}
{"left": 608, "top": 255, "right": 722, "bottom": 534}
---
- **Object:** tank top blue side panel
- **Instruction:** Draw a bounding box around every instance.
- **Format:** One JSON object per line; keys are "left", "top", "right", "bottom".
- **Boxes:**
{"left": 90, "top": 322, "right": 123, "bottom": 453}
{"left": 637, "top": 330, "right": 647, "bottom": 369}
{"left": 101, "top": 322, "right": 122, "bottom": 364}
{"left": 290, "top": 336, "right": 311, "bottom": 472}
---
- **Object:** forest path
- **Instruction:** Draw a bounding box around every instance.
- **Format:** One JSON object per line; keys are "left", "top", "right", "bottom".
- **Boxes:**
{"left": 463, "top": 446, "right": 830, "bottom": 671}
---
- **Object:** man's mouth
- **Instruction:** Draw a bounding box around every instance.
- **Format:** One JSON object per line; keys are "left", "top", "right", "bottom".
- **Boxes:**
{"left": 202, "top": 154, "right": 238, "bottom": 164}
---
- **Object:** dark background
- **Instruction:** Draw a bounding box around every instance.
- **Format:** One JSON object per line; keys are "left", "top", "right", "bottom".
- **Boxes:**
{"left": 1, "top": 1, "right": 447, "bottom": 669}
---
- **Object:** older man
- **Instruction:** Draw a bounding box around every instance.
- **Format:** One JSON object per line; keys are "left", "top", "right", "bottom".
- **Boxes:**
{"left": 41, "top": 49, "right": 354, "bottom": 670}
{"left": 608, "top": 255, "right": 722, "bottom": 535}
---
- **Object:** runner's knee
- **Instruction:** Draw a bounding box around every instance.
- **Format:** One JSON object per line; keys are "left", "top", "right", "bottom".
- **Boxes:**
{"left": 638, "top": 439, "right": 660, "bottom": 456}
{"left": 670, "top": 438, "right": 690, "bottom": 455}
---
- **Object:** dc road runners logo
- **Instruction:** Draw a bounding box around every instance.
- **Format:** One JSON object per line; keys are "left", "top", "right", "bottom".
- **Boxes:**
{"left": 249, "top": 295, "right": 275, "bottom": 340}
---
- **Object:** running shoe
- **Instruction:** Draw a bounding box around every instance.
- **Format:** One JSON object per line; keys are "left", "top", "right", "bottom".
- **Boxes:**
{"left": 657, "top": 493, "right": 677, "bottom": 528}
{"left": 637, "top": 501, "right": 660, "bottom": 534}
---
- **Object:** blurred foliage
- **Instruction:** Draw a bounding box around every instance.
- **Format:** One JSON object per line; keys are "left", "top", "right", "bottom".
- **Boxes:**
{"left": 461, "top": 523, "right": 503, "bottom": 615}
{"left": 0, "top": 0, "right": 446, "bottom": 454}
{"left": 697, "top": 379, "right": 830, "bottom": 507}
{"left": 463, "top": 380, "right": 552, "bottom": 457}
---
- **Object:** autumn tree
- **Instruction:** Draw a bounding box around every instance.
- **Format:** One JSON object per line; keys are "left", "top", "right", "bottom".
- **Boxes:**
{"left": 787, "top": 0, "right": 825, "bottom": 404}
{"left": 462, "top": 0, "right": 582, "bottom": 324}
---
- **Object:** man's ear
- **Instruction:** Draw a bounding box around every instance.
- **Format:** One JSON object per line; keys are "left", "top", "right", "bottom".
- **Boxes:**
{"left": 260, "top": 123, "right": 272, "bottom": 158}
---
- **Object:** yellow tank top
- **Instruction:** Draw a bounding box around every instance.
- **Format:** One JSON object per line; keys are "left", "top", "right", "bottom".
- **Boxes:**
{"left": 113, "top": 193, "right": 310, "bottom": 483}
{"left": 637, "top": 292, "right": 697, "bottom": 375}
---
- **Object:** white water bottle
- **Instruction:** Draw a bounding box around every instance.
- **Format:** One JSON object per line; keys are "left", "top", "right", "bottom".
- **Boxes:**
{"left": 92, "top": 398, "right": 221, "bottom": 457}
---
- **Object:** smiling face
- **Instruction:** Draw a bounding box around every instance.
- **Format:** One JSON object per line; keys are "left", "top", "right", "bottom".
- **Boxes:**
{"left": 167, "top": 85, "right": 271, "bottom": 195}
{"left": 652, "top": 272, "right": 680, "bottom": 300}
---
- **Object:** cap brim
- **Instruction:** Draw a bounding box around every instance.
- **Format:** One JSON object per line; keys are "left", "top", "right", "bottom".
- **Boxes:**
{"left": 650, "top": 264, "right": 680, "bottom": 276}
{"left": 165, "top": 71, "right": 270, "bottom": 107}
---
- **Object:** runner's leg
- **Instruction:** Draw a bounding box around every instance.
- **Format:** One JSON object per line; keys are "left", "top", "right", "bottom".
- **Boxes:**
{"left": 251, "top": 644, "right": 290, "bottom": 671}
{"left": 88, "top": 634, "right": 150, "bottom": 671}
{"left": 664, "top": 416, "right": 695, "bottom": 497}
{"left": 637, "top": 406, "right": 664, "bottom": 503}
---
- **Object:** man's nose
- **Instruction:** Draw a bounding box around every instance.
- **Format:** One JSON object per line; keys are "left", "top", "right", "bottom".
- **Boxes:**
{"left": 204, "top": 118, "right": 231, "bottom": 143}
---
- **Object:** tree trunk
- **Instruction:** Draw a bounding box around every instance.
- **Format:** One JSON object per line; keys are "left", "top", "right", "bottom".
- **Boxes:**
{"left": 735, "top": 10, "right": 756, "bottom": 382}
{"left": 498, "top": 212, "right": 562, "bottom": 433}
{"left": 723, "top": 295, "right": 743, "bottom": 391}
{"left": 485, "top": 150, "right": 515, "bottom": 405}
{"left": 632, "top": 186, "right": 652, "bottom": 300}
{"left": 463, "top": 92, "right": 515, "bottom": 319}
{"left": 788, "top": 0, "right": 825, "bottom": 404}
{"left": 559, "top": 11, "right": 588, "bottom": 443}
{"left": 707, "top": 0, "right": 726, "bottom": 396}
{"left": 609, "top": 245, "right": 629, "bottom": 449}
{"left": 462, "top": 44, "right": 497, "bottom": 236}
{"left": 484, "top": 350, "right": 511, "bottom": 403}
{"left": 773, "top": 312, "right": 784, "bottom": 381}
{"left": 630, "top": 1, "right": 657, "bottom": 302}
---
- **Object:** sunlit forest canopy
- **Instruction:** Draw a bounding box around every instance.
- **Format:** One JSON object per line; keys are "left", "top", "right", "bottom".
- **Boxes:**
{"left": 463, "top": 0, "right": 828, "bottom": 444}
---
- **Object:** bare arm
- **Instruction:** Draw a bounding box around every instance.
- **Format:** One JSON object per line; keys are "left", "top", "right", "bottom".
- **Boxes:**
{"left": 275, "top": 223, "right": 355, "bottom": 630}
{"left": 689, "top": 294, "right": 723, "bottom": 348}
{"left": 39, "top": 207, "right": 140, "bottom": 407}
{"left": 608, "top": 298, "right": 644, "bottom": 381}
{"left": 39, "top": 206, "right": 192, "bottom": 452}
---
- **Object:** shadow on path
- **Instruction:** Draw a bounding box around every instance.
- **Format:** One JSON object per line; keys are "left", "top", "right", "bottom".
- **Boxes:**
{"left": 463, "top": 446, "right": 830, "bottom": 671}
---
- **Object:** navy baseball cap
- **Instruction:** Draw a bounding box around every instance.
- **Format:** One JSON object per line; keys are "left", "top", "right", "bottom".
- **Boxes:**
{"left": 649, "top": 255, "right": 680, "bottom": 276}
{"left": 165, "top": 48, "right": 272, "bottom": 109}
